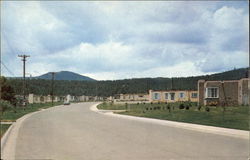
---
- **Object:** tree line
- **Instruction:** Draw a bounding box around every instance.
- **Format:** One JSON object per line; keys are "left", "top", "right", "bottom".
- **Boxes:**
{"left": 5, "top": 68, "right": 248, "bottom": 97}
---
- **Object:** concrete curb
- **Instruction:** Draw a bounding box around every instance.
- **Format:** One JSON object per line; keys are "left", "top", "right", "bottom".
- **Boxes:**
{"left": 1, "top": 104, "right": 64, "bottom": 159}
{"left": 90, "top": 103, "right": 249, "bottom": 140}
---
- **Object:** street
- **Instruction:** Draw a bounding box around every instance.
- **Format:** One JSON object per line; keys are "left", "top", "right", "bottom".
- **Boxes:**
{"left": 7, "top": 102, "right": 249, "bottom": 159}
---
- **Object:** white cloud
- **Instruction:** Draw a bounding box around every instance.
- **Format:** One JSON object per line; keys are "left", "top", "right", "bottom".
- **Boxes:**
{"left": 1, "top": 1, "right": 248, "bottom": 80}
{"left": 85, "top": 61, "right": 214, "bottom": 80}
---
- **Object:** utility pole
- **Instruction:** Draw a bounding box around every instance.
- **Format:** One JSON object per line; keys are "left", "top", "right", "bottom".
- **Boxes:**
{"left": 18, "top": 54, "right": 30, "bottom": 107}
{"left": 171, "top": 77, "right": 174, "bottom": 90}
{"left": 50, "top": 72, "right": 56, "bottom": 106}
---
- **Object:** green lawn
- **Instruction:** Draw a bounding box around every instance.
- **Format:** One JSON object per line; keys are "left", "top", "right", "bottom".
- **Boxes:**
{"left": 0, "top": 102, "right": 63, "bottom": 139}
{"left": 0, "top": 124, "right": 11, "bottom": 138}
{"left": 97, "top": 102, "right": 127, "bottom": 110}
{"left": 97, "top": 102, "right": 249, "bottom": 131}
{"left": 1, "top": 102, "right": 63, "bottom": 121}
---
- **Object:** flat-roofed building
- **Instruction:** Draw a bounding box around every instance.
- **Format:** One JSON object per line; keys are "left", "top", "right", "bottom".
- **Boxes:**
{"left": 149, "top": 90, "right": 198, "bottom": 103}
{"left": 198, "top": 78, "right": 249, "bottom": 106}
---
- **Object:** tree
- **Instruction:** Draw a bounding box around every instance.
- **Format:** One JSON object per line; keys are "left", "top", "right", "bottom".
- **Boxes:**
{"left": 0, "top": 100, "right": 13, "bottom": 114}
{"left": 0, "top": 76, "right": 16, "bottom": 104}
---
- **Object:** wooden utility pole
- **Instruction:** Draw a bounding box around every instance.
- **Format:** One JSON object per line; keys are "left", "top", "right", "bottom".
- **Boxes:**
{"left": 18, "top": 55, "right": 30, "bottom": 106}
{"left": 51, "top": 72, "right": 56, "bottom": 106}
{"left": 171, "top": 77, "right": 174, "bottom": 90}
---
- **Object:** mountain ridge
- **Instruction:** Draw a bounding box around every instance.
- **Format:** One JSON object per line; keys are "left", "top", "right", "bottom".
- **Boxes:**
{"left": 36, "top": 71, "right": 96, "bottom": 81}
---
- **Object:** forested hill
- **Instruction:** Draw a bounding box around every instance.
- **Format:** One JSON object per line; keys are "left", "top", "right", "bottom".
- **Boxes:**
{"left": 36, "top": 71, "right": 96, "bottom": 81}
{"left": 7, "top": 68, "right": 249, "bottom": 97}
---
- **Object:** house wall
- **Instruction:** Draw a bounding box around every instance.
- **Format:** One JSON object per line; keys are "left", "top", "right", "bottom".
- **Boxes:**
{"left": 222, "top": 81, "right": 238, "bottom": 106}
{"left": 198, "top": 80, "right": 205, "bottom": 106}
{"left": 117, "top": 93, "right": 149, "bottom": 101}
{"left": 239, "top": 78, "right": 249, "bottom": 105}
{"left": 28, "top": 94, "right": 34, "bottom": 104}
{"left": 198, "top": 78, "right": 249, "bottom": 106}
{"left": 149, "top": 90, "right": 198, "bottom": 103}
{"left": 189, "top": 91, "right": 199, "bottom": 102}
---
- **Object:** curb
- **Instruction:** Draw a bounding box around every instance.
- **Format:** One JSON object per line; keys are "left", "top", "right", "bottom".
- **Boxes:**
{"left": 1, "top": 104, "right": 64, "bottom": 159}
{"left": 1, "top": 122, "right": 15, "bottom": 151}
{"left": 90, "top": 103, "right": 249, "bottom": 140}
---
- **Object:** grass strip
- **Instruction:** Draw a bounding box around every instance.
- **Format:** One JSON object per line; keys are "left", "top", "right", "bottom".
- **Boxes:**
{"left": 98, "top": 102, "right": 249, "bottom": 131}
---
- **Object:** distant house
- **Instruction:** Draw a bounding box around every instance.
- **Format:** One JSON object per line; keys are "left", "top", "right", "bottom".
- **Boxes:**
{"left": 78, "top": 95, "right": 90, "bottom": 102}
{"left": 116, "top": 93, "right": 149, "bottom": 102}
{"left": 107, "top": 96, "right": 114, "bottom": 101}
{"left": 149, "top": 90, "right": 198, "bottom": 103}
{"left": 28, "top": 94, "right": 60, "bottom": 104}
{"left": 198, "top": 78, "right": 249, "bottom": 106}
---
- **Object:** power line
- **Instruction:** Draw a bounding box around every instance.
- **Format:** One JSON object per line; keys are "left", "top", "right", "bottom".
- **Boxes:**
{"left": 2, "top": 31, "right": 18, "bottom": 57}
{"left": 1, "top": 31, "right": 19, "bottom": 76}
{"left": 0, "top": 61, "right": 15, "bottom": 77}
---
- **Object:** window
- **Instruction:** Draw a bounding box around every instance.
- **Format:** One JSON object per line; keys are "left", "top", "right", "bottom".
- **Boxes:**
{"left": 165, "top": 93, "right": 168, "bottom": 99}
{"left": 206, "top": 87, "right": 219, "bottom": 98}
{"left": 153, "top": 93, "right": 160, "bottom": 100}
{"left": 170, "top": 93, "right": 175, "bottom": 100}
{"left": 191, "top": 93, "right": 197, "bottom": 98}
{"left": 179, "top": 93, "right": 185, "bottom": 98}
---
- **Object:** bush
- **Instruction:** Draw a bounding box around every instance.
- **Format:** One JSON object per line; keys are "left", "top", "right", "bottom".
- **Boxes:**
{"left": 167, "top": 105, "right": 171, "bottom": 113}
{"left": 185, "top": 106, "right": 189, "bottom": 110}
{"left": 0, "top": 100, "right": 14, "bottom": 113}
{"left": 179, "top": 103, "right": 185, "bottom": 109}
{"left": 198, "top": 105, "right": 202, "bottom": 111}
{"left": 205, "top": 107, "right": 210, "bottom": 112}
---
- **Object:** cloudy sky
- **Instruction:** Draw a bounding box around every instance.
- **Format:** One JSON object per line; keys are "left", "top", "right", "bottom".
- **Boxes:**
{"left": 1, "top": 1, "right": 249, "bottom": 80}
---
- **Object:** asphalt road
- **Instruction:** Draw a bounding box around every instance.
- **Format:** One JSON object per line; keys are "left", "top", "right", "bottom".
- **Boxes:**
{"left": 12, "top": 102, "right": 248, "bottom": 160}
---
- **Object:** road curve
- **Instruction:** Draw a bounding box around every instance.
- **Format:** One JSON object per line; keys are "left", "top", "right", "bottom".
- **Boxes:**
{"left": 3, "top": 102, "right": 249, "bottom": 160}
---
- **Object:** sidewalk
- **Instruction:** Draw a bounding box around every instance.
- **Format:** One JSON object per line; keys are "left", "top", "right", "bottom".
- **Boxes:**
{"left": 91, "top": 103, "right": 249, "bottom": 140}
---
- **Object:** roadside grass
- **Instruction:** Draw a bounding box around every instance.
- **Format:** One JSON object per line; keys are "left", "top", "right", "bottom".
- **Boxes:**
{"left": 97, "top": 102, "right": 249, "bottom": 131}
{"left": 0, "top": 124, "right": 11, "bottom": 138}
{"left": 0, "top": 102, "right": 63, "bottom": 139}
{"left": 1, "top": 102, "right": 63, "bottom": 121}
{"left": 97, "top": 102, "right": 127, "bottom": 110}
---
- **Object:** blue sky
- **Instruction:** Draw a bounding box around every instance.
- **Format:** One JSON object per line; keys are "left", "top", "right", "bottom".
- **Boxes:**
{"left": 1, "top": 1, "right": 249, "bottom": 80}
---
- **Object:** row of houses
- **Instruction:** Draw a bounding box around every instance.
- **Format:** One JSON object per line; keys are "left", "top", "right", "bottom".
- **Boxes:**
{"left": 28, "top": 94, "right": 103, "bottom": 104}
{"left": 112, "top": 78, "right": 249, "bottom": 106}
{"left": 26, "top": 78, "right": 249, "bottom": 106}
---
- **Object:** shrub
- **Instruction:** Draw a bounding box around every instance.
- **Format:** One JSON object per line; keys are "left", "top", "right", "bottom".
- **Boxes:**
{"left": 167, "top": 105, "right": 171, "bottom": 113}
{"left": 205, "top": 107, "right": 210, "bottom": 112}
{"left": 0, "top": 100, "right": 13, "bottom": 113}
{"left": 185, "top": 106, "right": 189, "bottom": 110}
{"left": 179, "top": 103, "right": 185, "bottom": 109}
{"left": 198, "top": 105, "right": 202, "bottom": 111}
